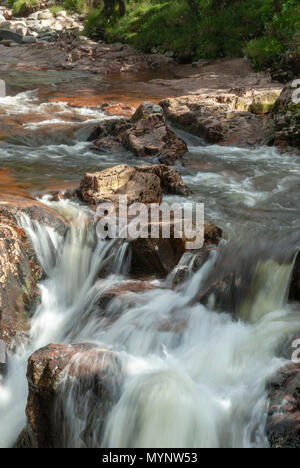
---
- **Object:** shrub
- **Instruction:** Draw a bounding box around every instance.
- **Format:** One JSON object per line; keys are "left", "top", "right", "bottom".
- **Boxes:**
{"left": 246, "top": 36, "right": 285, "bottom": 69}
{"left": 63, "top": 0, "right": 85, "bottom": 14}
{"left": 11, "top": 0, "right": 37, "bottom": 16}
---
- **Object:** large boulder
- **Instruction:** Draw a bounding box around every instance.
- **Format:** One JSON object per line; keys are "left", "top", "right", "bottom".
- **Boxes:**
{"left": 0, "top": 195, "right": 68, "bottom": 350}
{"left": 0, "top": 29, "right": 23, "bottom": 43}
{"left": 20, "top": 343, "right": 121, "bottom": 448}
{"left": 78, "top": 164, "right": 191, "bottom": 206}
{"left": 0, "top": 194, "right": 69, "bottom": 236}
{"left": 88, "top": 102, "right": 188, "bottom": 165}
{"left": 271, "top": 83, "right": 300, "bottom": 147}
{"left": 78, "top": 164, "right": 221, "bottom": 278}
{"left": 0, "top": 212, "right": 42, "bottom": 350}
{"left": 160, "top": 88, "right": 282, "bottom": 147}
{"left": 266, "top": 349, "right": 300, "bottom": 449}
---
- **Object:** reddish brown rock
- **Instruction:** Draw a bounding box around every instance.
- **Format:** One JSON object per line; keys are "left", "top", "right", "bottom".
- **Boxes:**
{"left": 78, "top": 163, "right": 191, "bottom": 206}
{"left": 88, "top": 102, "right": 188, "bottom": 165}
{"left": 130, "top": 222, "right": 221, "bottom": 278}
{"left": 160, "top": 89, "right": 281, "bottom": 147}
{"left": 23, "top": 343, "right": 121, "bottom": 448}
{"left": 266, "top": 361, "right": 300, "bottom": 448}
{"left": 0, "top": 194, "right": 69, "bottom": 236}
{"left": 172, "top": 245, "right": 217, "bottom": 290}
{"left": 123, "top": 112, "right": 187, "bottom": 164}
{"left": 0, "top": 195, "right": 68, "bottom": 350}
{"left": 78, "top": 164, "right": 163, "bottom": 206}
{"left": 101, "top": 102, "right": 136, "bottom": 118}
{"left": 0, "top": 213, "right": 42, "bottom": 350}
{"left": 97, "top": 280, "right": 158, "bottom": 310}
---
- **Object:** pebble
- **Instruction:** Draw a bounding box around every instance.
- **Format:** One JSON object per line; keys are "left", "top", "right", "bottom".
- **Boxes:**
{"left": 0, "top": 6, "right": 84, "bottom": 45}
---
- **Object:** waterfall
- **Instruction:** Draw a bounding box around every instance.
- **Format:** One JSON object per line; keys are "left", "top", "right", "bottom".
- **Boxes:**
{"left": 0, "top": 200, "right": 299, "bottom": 448}
{"left": 0, "top": 201, "right": 128, "bottom": 448}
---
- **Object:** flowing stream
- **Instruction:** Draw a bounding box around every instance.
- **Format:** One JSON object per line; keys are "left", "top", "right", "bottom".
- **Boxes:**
{"left": 0, "top": 79, "right": 300, "bottom": 448}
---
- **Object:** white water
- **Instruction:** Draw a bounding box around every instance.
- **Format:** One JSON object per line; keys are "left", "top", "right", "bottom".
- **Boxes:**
{"left": 0, "top": 199, "right": 298, "bottom": 448}
{"left": 1, "top": 90, "right": 300, "bottom": 448}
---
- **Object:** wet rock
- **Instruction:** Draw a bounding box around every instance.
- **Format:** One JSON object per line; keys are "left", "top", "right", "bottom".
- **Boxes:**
{"left": 250, "top": 91, "right": 281, "bottom": 114}
{"left": 130, "top": 222, "right": 221, "bottom": 278}
{"left": 129, "top": 236, "right": 186, "bottom": 278}
{"left": 172, "top": 245, "right": 217, "bottom": 290}
{"left": 0, "top": 213, "right": 42, "bottom": 350}
{"left": 123, "top": 111, "right": 188, "bottom": 165}
{"left": 97, "top": 280, "right": 158, "bottom": 313}
{"left": 22, "top": 343, "right": 121, "bottom": 448}
{"left": 78, "top": 164, "right": 191, "bottom": 206}
{"left": 271, "top": 83, "right": 300, "bottom": 148}
{"left": 266, "top": 362, "right": 300, "bottom": 448}
{"left": 88, "top": 102, "right": 188, "bottom": 165}
{"left": 78, "top": 164, "right": 163, "bottom": 206}
{"left": 139, "top": 164, "right": 192, "bottom": 197}
{"left": 100, "top": 102, "right": 136, "bottom": 118}
{"left": 160, "top": 89, "right": 281, "bottom": 147}
{"left": 130, "top": 101, "right": 163, "bottom": 122}
{"left": 0, "top": 29, "right": 23, "bottom": 43}
{"left": 289, "top": 251, "right": 300, "bottom": 301}
{"left": 0, "top": 339, "right": 7, "bottom": 377}
{"left": 87, "top": 116, "right": 130, "bottom": 154}
{"left": 0, "top": 194, "right": 69, "bottom": 236}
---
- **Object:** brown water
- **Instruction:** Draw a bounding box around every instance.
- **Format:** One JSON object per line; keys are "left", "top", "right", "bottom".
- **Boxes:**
{"left": 1, "top": 67, "right": 300, "bottom": 236}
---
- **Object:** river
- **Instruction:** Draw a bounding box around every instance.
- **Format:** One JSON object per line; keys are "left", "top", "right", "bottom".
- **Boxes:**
{"left": 0, "top": 69, "right": 300, "bottom": 448}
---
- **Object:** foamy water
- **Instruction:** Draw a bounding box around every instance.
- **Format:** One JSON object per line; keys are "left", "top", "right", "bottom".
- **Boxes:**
{"left": 0, "top": 90, "right": 300, "bottom": 448}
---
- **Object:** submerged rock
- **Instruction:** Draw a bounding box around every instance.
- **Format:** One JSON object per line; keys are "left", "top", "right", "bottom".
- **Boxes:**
{"left": 21, "top": 343, "right": 121, "bottom": 448}
{"left": 88, "top": 102, "right": 188, "bottom": 165}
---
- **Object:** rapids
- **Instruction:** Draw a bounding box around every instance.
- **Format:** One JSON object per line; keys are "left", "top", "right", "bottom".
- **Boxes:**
{"left": 0, "top": 83, "right": 300, "bottom": 448}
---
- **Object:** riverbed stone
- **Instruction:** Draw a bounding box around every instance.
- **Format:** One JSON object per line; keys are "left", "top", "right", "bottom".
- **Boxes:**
{"left": 22, "top": 343, "right": 121, "bottom": 448}
{"left": 0, "top": 28, "right": 23, "bottom": 43}
{"left": 266, "top": 361, "right": 300, "bottom": 448}
{"left": 88, "top": 102, "right": 188, "bottom": 165}
{"left": 78, "top": 164, "right": 191, "bottom": 206}
{"left": 160, "top": 88, "right": 282, "bottom": 147}
{"left": 0, "top": 213, "right": 42, "bottom": 350}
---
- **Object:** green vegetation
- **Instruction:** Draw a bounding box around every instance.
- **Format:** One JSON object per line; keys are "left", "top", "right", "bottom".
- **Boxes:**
{"left": 9, "top": 0, "right": 87, "bottom": 16}
{"left": 50, "top": 4, "right": 65, "bottom": 16}
{"left": 63, "top": 0, "right": 86, "bottom": 14}
{"left": 84, "top": 0, "right": 300, "bottom": 72}
{"left": 9, "top": 0, "right": 37, "bottom": 16}
{"left": 8, "top": 0, "right": 300, "bottom": 75}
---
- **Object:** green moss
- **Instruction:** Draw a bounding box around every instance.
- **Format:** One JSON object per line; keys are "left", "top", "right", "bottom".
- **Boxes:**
{"left": 50, "top": 4, "right": 65, "bottom": 16}
{"left": 11, "top": 0, "right": 37, "bottom": 17}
